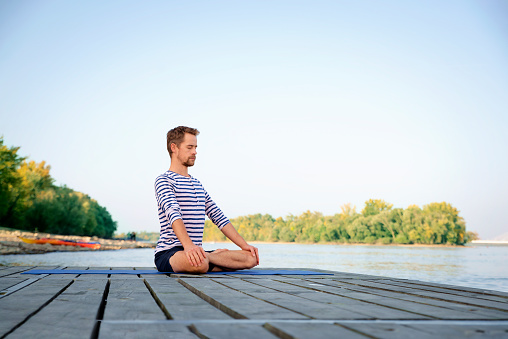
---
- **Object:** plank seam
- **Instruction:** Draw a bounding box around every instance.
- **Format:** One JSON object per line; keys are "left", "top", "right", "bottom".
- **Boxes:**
{"left": 262, "top": 323, "right": 297, "bottom": 339}
{"left": 371, "top": 279, "right": 508, "bottom": 302}
{"left": 177, "top": 278, "right": 248, "bottom": 319}
{"left": 187, "top": 324, "right": 210, "bottom": 339}
{"left": 143, "top": 278, "right": 173, "bottom": 320}
{"left": 212, "top": 278, "right": 312, "bottom": 319}
{"left": 0, "top": 267, "right": 33, "bottom": 278}
{"left": 330, "top": 279, "right": 508, "bottom": 313}
{"left": 336, "top": 323, "right": 386, "bottom": 339}
{"left": 0, "top": 275, "right": 49, "bottom": 299}
{"left": 380, "top": 279, "right": 508, "bottom": 299}
{"left": 0, "top": 279, "right": 74, "bottom": 339}
{"left": 300, "top": 278, "right": 497, "bottom": 319}
{"left": 263, "top": 278, "right": 436, "bottom": 319}
{"left": 90, "top": 278, "right": 110, "bottom": 339}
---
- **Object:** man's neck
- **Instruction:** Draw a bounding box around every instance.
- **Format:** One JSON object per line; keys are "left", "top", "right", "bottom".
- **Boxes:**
{"left": 169, "top": 163, "right": 190, "bottom": 177}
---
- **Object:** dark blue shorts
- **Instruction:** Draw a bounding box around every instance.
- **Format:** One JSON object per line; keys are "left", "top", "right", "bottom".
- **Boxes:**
{"left": 154, "top": 246, "right": 216, "bottom": 273}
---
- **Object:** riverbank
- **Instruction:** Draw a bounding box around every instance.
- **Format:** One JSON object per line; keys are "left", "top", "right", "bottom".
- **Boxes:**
{"left": 0, "top": 228, "right": 155, "bottom": 255}
{"left": 243, "top": 240, "right": 467, "bottom": 248}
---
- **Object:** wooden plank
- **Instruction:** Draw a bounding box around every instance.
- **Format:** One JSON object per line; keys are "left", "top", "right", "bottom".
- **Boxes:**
{"left": 245, "top": 278, "right": 430, "bottom": 320}
{"left": 0, "top": 276, "right": 49, "bottom": 300}
{"left": 304, "top": 278, "right": 508, "bottom": 316}
{"left": 339, "top": 322, "right": 437, "bottom": 339}
{"left": 137, "top": 267, "right": 169, "bottom": 280}
{"left": 0, "top": 277, "right": 73, "bottom": 337}
{"left": 340, "top": 322, "right": 508, "bottom": 339}
{"left": 0, "top": 266, "right": 34, "bottom": 278}
{"left": 217, "top": 279, "right": 370, "bottom": 320}
{"left": 407, "top": 324, "right": 508, "bottom": 339}
{"left": 0, "top": 277, "right": 29, "bottom": 291}
{"left": 269, "top": 277, "right": 484, "bottom": 320}
{"left": 405, "top": 323, "right": 508, "bottom": 338}
{"left": 391, "top": 279, "right": 508, "bottom": 298}
{"left": 305, "top": 268, "right": 394, "bottom": 280}
{"left": 77, "top": 266, "right": 111, "bottom": 279}
{"left": 265, "top": 322, "right": 370, "bottom": 338}
{"left": 109, "top": 266, "right": 139, "bottom": 279}
{"left": 213, "top": 268, "right": 391, "bottom": 280}
{"left": 304, "top": 278, "right": 508, "bottom": 320}
{"left": 44, "top": 266, "right": 82, "bottom": 279}
{"left": 134, "top": 267, "right": 157, "bottom": 270}
{"left": 103, "top": 278, "right": 166, "bottom": 320}
{"left": 178, "top": 278, "right": 308, "bottom": 320}
{"left": 189, "top": 323, "right": 280, "bottom": 339}
{"left": 219, "top": 278, "right": 402, "bottom": 320}
{"left": 4, "top": 266, "right": 60, "bottom": 279}
{"left": 374, "top": 279, "right": 508, "bottom": 303}
{"left": 5, "top": 279, "right": 107, "bottom": 339}
{"left": 99, "top": 322, "right": 198, "bottom": 339}
{"left": 340, "top": 279, "right": 508, "bottom": 311}
{"left": 143, "top": 277, "right": 232, "bottom": 320}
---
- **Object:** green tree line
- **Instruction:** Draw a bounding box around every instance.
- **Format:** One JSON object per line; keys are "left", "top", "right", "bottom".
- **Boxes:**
{"left": 204, "top": 199, "right": 478, "bottom": 245}
{"left": 0, "top": 138, "right": 117, "bottom": 238}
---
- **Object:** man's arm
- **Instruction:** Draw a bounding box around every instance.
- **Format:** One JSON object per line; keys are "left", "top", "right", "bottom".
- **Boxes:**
{"left": 202, "top": 187, "right": 259, "bottom": 264}
{"left": 155, "top": 176, "right": 206, "bottom": 267}
{"left": 220, "top": 223, "right": 259, "bottom": 265}
{"left": 171, "top": 219, "right": 207, "bottom": 267}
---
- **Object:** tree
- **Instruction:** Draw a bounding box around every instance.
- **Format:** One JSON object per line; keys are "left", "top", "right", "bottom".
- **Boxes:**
{"left": 361, "top": 199, "right": 393, "bottom": 217}
{"left": 201, "top": 200, "right": 471, "bottom": 245}
{"left": 0, "top": 137, "right": 25, "bottom": 225}
{"left": 1, "top": 138, "right": 117, "bottom": 237}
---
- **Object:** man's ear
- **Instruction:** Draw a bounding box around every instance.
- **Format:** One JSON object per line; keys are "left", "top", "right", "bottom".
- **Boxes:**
{"left": 170, "top": 143, "right": 178, "bottom": 154}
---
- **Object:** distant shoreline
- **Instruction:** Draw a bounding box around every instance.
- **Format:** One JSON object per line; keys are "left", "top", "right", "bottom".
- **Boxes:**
{"left": 0, "top": 228, "right": 154, "bottom": 255}
{"left": 204, "top": 240, "right": 470, "bottom": 248}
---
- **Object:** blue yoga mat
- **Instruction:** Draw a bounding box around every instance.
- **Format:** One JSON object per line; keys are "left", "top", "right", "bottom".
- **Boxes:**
{"left": 206, "top": 269, "right": 333, "bottom": 275}
{"left": 21, "top": 269, "right": 333, "bottom": 275}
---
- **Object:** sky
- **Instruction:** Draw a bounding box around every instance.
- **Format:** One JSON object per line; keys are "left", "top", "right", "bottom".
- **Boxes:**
{"left": 1, "top": 1, "right": 507, "bottom": 239}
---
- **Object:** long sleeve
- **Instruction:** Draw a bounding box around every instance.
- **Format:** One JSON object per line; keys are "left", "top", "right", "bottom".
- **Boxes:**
{"left": 155, "top": 175, "right": 182, "bottom": 227}
{"left": 204, "top": 189, "right": 230, "bottom": 229}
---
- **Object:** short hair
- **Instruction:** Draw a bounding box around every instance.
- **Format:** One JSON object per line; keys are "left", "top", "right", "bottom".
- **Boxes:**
{"left": 166, "top": 126, "right": 200, "bottom": 157}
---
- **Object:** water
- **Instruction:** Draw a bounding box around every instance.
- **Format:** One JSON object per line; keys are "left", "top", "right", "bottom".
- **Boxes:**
{"left": 1, "top": 243, "right": 507, "bottom": 293}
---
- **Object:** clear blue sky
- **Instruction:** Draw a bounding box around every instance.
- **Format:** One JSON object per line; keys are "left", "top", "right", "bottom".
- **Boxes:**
{"left": 1, "top": 1, "right": 507, "bottom": 239}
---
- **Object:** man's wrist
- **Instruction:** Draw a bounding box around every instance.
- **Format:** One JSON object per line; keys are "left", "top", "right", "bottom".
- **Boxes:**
{"left": 181, "top": 241, "right": 195, "bottom": 249}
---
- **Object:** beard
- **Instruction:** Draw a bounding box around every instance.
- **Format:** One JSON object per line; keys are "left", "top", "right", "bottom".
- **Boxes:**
{"left": 182, "top": 157, "right": 196, "bottom": 167}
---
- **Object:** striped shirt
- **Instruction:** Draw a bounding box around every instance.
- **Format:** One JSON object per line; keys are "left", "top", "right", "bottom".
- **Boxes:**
{"left": 154, "top": 170, "right": 230, "bottom": 253}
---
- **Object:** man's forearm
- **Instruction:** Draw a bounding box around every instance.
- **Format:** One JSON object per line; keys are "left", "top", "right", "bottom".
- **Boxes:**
{"left": 171, "top": 219, "right": 207, "bottom": 267}
{"left": 220, "top": 223, "right": 249, "bottom": 249}
{"left": 171, "top": 219, "right": 195, "bottom": 248}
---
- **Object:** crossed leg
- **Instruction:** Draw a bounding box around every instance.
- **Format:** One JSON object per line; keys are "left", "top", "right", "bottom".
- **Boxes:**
{"left": 170, "top": 249, "right": 257, "bottom": 274}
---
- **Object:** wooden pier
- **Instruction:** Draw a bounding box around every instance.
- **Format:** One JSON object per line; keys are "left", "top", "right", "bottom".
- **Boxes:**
{"left": 1, "top": 266, "right": 507, "bottom": 338}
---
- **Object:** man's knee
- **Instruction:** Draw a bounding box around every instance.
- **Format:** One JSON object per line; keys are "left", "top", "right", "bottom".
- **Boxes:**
{"left": 242, "top": 251, "right": 257, "bottom": 269}
{"left": 187, "top": 263, "right": 209, "bottom": 274}
{"left": 172, "top": 256, "right": 210, "bottom": 274}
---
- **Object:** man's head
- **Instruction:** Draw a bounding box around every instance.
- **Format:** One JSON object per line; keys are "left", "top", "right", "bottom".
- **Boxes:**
{"left": 167, "top": 126, "right": 200, "bottom": 167}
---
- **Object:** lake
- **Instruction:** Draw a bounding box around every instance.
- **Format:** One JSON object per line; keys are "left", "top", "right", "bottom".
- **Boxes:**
{"left": 1, "top": 242, "right": 507, "bottom": 293}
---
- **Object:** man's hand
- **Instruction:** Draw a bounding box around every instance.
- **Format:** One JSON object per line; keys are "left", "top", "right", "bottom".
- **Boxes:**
{"left": 184, "top": 244, "right": 207, "bottom": 267}
{"left": 241, "top": 244, "right": 259, "bottom": 265}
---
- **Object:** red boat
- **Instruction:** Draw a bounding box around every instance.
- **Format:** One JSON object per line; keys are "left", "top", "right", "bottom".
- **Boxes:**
{"left": 19, "top": 237, "right": 101, "bottom": 249}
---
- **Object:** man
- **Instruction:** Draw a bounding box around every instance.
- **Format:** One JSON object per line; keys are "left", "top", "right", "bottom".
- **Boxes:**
{"left": 154, "top": 126, "right": 259, "bottom": 273}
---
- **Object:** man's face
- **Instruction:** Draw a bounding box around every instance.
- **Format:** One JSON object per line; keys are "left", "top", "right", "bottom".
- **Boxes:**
{"left": 173, "top": 133, "right": 197, "bottom": 167}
